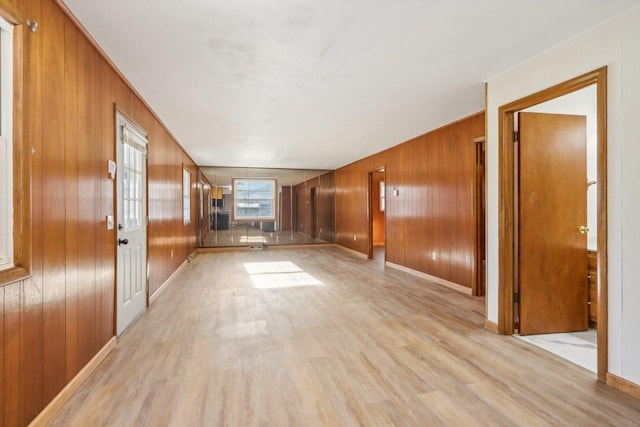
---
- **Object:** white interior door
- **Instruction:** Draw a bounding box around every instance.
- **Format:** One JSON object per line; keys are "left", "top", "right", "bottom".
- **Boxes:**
{"left": 116, "top": 112, "right": 148, "bottom": 336}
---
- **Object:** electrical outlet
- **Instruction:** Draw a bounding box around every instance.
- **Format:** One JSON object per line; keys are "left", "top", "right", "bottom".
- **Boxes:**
{"left": 431, "top": 252, "right": 437, "bottom": 261}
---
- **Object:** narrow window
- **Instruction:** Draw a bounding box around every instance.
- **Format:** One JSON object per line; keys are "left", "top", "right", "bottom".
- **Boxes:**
{"left": 0, "top": 16, "right": 13, "bottom": 270}
{"left": 183, "top": 168, "right": 191, "bottom": 224}
{"left": 379, "top": 181, "right": 385, "bottom": 212}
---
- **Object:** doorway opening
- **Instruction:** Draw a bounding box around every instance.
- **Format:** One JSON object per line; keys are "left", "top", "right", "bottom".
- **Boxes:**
{"left": 368, "top": 167, "right": 386, "bottom": 261}
{"left": 497, "top": 68, "right": 607, "bottom": 380}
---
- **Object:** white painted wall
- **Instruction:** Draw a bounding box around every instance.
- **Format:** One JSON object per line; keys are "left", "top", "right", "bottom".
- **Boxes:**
{"left": 486, "top": 5, "right": 640, "bottom": 384}
{"left": 522, "top": 85, "right": 598, "bottom": 250}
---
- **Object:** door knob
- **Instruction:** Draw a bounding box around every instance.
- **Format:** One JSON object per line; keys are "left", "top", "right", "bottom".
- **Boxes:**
{"left": 118, "top": 238, "right": 129, "bottom": 245}
{"left": 579, "top": 226, "right": 590, "bottom": 234}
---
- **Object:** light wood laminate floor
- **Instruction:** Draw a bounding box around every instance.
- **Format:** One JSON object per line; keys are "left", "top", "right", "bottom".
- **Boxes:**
{"left": 49, "top": 247, "right": 640, "bottom": 426}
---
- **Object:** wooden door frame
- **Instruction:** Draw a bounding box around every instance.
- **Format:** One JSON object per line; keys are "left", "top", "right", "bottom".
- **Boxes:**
{"left": 367, "top": 167, "right": 386, "bottom": 260}
{"left": 497, "top": 67, "right": 608, "bottom": 380}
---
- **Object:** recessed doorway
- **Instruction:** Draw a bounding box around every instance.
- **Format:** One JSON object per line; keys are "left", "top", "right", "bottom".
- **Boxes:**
{"left": 368, "top": 167, "right": 386, "bottom": 261}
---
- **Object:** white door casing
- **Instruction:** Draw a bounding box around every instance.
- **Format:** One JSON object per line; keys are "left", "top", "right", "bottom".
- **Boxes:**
{"left": 116, "top": 112, "right": 148, "bottom": 336}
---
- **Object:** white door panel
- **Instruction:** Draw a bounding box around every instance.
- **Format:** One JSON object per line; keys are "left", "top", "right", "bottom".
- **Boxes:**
{"left": 116, "top": 112, "right": 148, "bottom": 336}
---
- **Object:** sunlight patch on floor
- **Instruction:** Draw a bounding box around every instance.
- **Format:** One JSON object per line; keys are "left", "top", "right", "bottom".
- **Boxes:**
{"left": 244, "top": 261, "right": 323, "bottom": 289}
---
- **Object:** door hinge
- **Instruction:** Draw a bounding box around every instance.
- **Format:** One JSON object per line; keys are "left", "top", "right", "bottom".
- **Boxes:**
{"left": 514, "top": 292, "right": 520, "bottom": 304}
{"left": 513, "top": 131, "right": 520, "bottom": 143}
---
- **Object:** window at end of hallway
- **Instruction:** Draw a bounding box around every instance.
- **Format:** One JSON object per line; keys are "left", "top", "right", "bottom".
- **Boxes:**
{"left": 0, "top": 16, "right": 13, "bottom": 271}
{"left": 183, "top": 168, "right": 191, "bottom": 225}
{"left": 380, "top": 181, "right": 385, "bottom": 212}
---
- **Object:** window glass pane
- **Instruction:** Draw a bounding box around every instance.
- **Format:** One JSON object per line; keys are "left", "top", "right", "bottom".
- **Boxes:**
{"left": 233, "top": 178, "right": 276, "bottom": 221}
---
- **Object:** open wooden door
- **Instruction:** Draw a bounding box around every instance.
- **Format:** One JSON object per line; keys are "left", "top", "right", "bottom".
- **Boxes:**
{"left": 518, "top": 112, "right": 588, "bottom": 335}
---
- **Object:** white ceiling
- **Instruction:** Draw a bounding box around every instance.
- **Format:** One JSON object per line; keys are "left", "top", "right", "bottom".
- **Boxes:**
{"left": 63, "top": 0, "right": 640, "bottom": 170}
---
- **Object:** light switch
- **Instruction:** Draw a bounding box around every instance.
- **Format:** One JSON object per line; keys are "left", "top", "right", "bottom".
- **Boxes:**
{"left": 108, "top": 160, "right": 116, "bottom": 179}
{"left": 106, "top": 215, "right": 114, "bottom": 230}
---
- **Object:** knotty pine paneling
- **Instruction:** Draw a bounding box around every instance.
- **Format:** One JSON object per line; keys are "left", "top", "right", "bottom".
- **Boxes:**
{"left": 0, "top": 0, "right": 199, "bottom": 425}
{"left": 335, "top": 113, "right": 484, "bottom": 288}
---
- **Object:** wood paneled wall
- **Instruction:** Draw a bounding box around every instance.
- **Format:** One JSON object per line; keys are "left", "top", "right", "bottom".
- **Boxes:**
{"left": 293, "top": 171, "right": 335, "bottom": 242}
{"left": 0, "top": 0, "right": 198, "bottom": 425}
{"left": 335, "top": 113, "right": 484, "bottom": 287}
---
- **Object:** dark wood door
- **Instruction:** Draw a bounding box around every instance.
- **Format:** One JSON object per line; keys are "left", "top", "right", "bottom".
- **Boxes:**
{"left": 518, "top": 112, "right": 588, "bottom": 335}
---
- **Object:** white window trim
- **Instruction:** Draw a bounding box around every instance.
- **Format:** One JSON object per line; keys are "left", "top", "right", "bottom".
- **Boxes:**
{"left": 183, "top": 168, "right": 191, "bottom": 225}
{"left": 0, "top": 16, "right": 14, "bottom": 270}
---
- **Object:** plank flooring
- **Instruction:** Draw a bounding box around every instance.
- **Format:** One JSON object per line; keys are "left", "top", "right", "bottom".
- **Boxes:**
{"left": 49, "top": 247, "right": 640, "bottom": 426}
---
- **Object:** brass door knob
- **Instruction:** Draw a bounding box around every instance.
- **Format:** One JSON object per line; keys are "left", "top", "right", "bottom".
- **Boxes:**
{"left": 579, "top": 225, "right": 590, "bottom": 234}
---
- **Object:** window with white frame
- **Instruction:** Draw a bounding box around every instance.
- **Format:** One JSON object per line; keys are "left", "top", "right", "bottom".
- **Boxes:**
{"left": 183, "top": 168, "right": 191, "bottom": 224}
{"left": 233, "top": 178, "right": 277, "bottom": 221}
{"left": 379, "top": 181, "right": 385, "bottom": 212}
{"left": 0, "top": 16, "right": 13, "bottom": 270}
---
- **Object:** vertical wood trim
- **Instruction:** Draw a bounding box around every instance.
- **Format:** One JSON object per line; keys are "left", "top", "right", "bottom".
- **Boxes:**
{"left": 496, "top": 67, "right": 608, "bottom": 378}
{"left": 596, "top": 67, "right": 608, "bottom": 382}
{"left": 497, "top": 110, "right": 515, "bottom": 334}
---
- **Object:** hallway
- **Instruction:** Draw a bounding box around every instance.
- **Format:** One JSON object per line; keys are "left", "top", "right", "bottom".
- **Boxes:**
{"left": 49, "top": 247, "right": 640, "bottom": 426}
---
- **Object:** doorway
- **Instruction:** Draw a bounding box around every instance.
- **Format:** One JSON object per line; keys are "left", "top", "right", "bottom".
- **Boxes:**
{"left": 115, "top": 111, "right": 149, "bottom": 336}
{"left": 498, "top": 68, "right": 607, "bottom": 379}
{"left": 368, "top": 167, "right": 386, "bottom": 261}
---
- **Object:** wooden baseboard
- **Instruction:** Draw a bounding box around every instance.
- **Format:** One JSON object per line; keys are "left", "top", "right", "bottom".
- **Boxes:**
{"left": 335, "top": 244, "right": 368, "bottom": 259}
{"left": 385, "top": 262, "right": 472, "bottom": 295}
{"left": 606, "top": 373, "right": 640, "bottom": 401}
{"left": 28, "top": 337, "right": 117, "bottom": 427}
{"left": 149, "top": 258, "right": 189, "bottom": 305}
{"left": 484, "top": 319, "right": 499, "bottom": 333}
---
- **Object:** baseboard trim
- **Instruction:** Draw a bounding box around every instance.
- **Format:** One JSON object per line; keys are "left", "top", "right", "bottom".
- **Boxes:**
{"left": 484, "top": 319, "right": 499, "bottom": 333}
{"left": 385, "top": 262, "right": 472, "bottom": 295}
{"left": 334, "top": 244, "right": 368, "bottom": 259}
{"left": 149, "top": 258, "right": 189, "bottom": 305}
{"left": 194, "top": 243, "right": 335, "bottom": 254}
{"left": 606, "top": 372, "right": 640, "bottom": 401}
{"left": 28, "top": 336, "right": 117, "bottom": 427}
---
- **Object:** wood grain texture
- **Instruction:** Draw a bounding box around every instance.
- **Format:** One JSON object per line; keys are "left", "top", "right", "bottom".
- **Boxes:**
{"left": 293, "top": 171, "right": 335, "bottom": 242}
{"left": 335, "top": 113, "right": 484, "bottom": 288}
{"left": 0, "top": 0, "right": 199, "bottom": 424}
{"left": 518, "top": 112, "right": 588, "bottom": 335}
{"left": 48, "top": 247, "right": 640, "bottom": 426}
